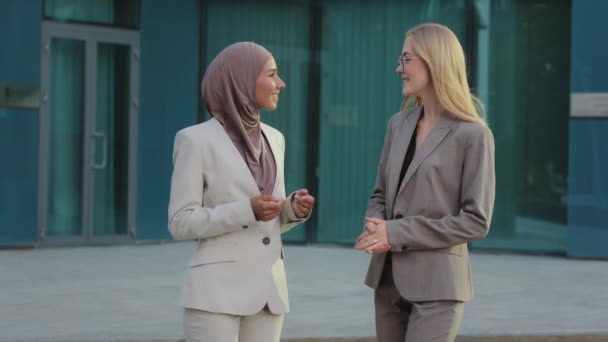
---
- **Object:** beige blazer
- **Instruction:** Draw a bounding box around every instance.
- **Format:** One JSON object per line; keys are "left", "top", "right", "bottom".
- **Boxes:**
{"left": 168, "top": 118, "right": 306, "bottom": 316}
{"left": 365, "top": 107, "right": 495, "bottom": 302}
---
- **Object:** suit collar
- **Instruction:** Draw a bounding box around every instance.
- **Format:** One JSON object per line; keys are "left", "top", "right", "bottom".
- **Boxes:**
{"left": 211, "top": 118, "right": 281, "bottom": 197}
{"left": 387, "top": 107, "right": 422, "bottom": 209}
{"left": 391, "top": 107, "right": 457, "bottom": 206}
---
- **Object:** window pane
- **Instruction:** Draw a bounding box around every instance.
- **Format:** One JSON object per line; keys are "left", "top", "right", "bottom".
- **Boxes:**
{"left": 47, "top": 38, "right": 85, "bottom": 237}
{"left": 471, "top": 0, "right": 570, "bottom": 252}
{"left": 44, "top": 0, "right": 140, "bottom": 29}
{"left": 93, "top": 43, "right": 131, "bottom": 236}
{"left": 315, "top": 0, "right": 468, "bottom": 243}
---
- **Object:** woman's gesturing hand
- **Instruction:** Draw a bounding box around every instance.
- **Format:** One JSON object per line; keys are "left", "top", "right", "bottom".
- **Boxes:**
{"left": 251, "top": 195, "right": 285, "bottom": 221}
{"left": 291, "top": 189, "right": 315, "bottom": 218}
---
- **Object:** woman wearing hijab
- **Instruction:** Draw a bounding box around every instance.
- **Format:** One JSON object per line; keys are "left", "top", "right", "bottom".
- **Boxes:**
{"left": 354, "top": 23, "right": 495, "bottom": 341}
{"left": 168, "top": 42, "right": 315, "bottom": 342}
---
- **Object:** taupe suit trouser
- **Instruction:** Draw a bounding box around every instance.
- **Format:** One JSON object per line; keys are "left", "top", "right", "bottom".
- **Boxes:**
{"left": 375, "top": 267, "right": 464, "bottom": 342}
{"left": 183, "top": 307, "right": 283, "bottom": 342}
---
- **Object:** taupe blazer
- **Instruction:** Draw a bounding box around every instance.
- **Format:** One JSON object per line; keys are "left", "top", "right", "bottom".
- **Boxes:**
{"left": 168, "top": 118, "right": 306, "bottom": 316}
{"left": 365, "top": 106, "right": 495, "bottom": 302}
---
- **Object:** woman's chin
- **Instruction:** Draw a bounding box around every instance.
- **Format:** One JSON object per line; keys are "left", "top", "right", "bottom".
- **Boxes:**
{"left": 402, "top": 87, "right": 418, "bottom": 97}
{"left": 259, "top": 103, "right": 278, "bottom": 111}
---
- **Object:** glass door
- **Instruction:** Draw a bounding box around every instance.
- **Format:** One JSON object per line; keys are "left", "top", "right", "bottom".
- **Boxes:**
{"left": 92, "top": 42, "right": 132, "bottom": 238}
{"left": 44, "top": 37, "right": 86, "bottom": 240}
{"left": 39, "top": 22, "right": 139, "bottom": 245}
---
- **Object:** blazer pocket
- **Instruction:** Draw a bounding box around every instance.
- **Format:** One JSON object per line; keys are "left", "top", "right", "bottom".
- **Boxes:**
{"left": 188, "top": 246, "right": 236, "bottom": 267}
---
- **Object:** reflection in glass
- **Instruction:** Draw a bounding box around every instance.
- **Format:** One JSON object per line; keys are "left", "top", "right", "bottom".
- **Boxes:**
{"left": 316, "top": 0, "right": 467, "bottom": 243}
{"left": 47, "top": 38, "right": 85, "bottom": 237}
{"left": 471, "top": 0, "right": 570, "bottom": 252}
{"left": 44, "top": 0, "right": 140, "bottom": 29}
{"left": 93, "top": 43, "right": 130, "bottom": 236}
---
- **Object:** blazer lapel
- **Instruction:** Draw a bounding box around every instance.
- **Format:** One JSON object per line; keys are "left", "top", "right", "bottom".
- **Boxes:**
{"left": 394, "top": 112, "right": 456, "bottom": 201}
{"left": 212, "top": 118, "right": 261, "bottom": 197}
{"left": 387, "top": 107, "right": 422, "bottom": 213}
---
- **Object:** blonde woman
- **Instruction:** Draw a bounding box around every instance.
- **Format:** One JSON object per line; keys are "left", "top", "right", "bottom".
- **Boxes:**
{"left": 355, "top": 23, "right": 495, "bottom": 341}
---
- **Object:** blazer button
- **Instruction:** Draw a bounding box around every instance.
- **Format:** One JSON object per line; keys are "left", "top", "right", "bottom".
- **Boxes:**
{"left": 395, "top": 214, "right": 403, "bottom": 219}
{"left": 262, "top": 237, "right": 271, "bottom": 245}
{"left": 242, "top": 225, "right": 248, "bottom": 229}
{"left": 401, "top": 245, "right": 408, "bottom": 251}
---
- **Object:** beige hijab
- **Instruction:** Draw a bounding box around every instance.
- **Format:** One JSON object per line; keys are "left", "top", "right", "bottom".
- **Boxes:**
{"left": 201, "top": 42, "right": 276, "bottom": 195}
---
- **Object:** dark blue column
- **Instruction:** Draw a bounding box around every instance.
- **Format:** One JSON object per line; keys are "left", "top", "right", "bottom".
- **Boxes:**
{"left": 137, "top": 0, "right": 199, "bottom": 240}
{"left": 567, "top": 0, "right": 608, "bottom": 258}
{"left": 0, "top": 1, "right": 42, "bottom": 245}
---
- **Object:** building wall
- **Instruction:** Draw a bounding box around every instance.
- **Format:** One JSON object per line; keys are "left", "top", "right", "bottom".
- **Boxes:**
{"left": 136, "top": 0, "right": 199, "bottom": 240}
{"left": 0, "top": 0, "right": 606, "bottom": 258}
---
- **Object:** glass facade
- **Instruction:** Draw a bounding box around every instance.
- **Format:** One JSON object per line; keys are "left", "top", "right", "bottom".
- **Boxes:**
{"left": 198, "top": 0, "right": 572, "bottom": 252}
{"left": 4, "top": 0, "right": 604, "bottom": 256}
{"left": 315, "top": 0, "right": 467, "bottom": 243}
{"left": 44, "top": 0, "right": 140, "bottom": 29}
{"left": 471, "top": 0, "right": 571, "bottom": 252}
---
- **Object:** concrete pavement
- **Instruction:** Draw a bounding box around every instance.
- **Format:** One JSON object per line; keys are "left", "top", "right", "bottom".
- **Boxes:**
{"left": 0, "top": 242, "right": 607, "bottom": 341}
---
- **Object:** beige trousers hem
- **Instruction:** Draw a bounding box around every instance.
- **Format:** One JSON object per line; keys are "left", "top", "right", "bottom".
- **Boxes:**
{"left": 183, "top": 307, "right": 284, "bottom": 342}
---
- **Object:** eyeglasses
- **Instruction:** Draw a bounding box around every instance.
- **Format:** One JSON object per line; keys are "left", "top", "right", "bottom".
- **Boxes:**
{"left": 397, "top": 54, "right": 420, "bottom": 69}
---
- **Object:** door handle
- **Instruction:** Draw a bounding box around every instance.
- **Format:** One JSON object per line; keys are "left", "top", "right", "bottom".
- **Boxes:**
{"left": 92, "top": 131, "right": 107, "bottom": 169}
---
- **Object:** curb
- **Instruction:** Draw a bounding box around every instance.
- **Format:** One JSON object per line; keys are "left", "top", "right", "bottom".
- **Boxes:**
{"left": 284, "top": 336, "right": 608, "bottom": 342}
{"left": 9, "top": 334, "right": 608, "bottom": 342}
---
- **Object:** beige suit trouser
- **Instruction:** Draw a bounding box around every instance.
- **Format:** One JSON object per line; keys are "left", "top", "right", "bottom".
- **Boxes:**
{"left": 375, "top": 266, "right": 464, "bottom": 342}
{"left": 183, "top": 307, "right": 283, "bottom": 342}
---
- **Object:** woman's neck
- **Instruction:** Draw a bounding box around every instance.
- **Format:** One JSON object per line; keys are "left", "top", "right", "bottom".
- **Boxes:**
{"left": 419, "top": 92, "right": 442, "bottom": 123}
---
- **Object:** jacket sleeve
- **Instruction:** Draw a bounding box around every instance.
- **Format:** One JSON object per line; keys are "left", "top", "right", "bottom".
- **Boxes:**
{"left": 278, "top": 134, "right": 310, "bottom": 233}
{"left": 279, "top": 191, "right": 309, "bottom": 233}
{"left": 365, "top": 116, "right": 395, "bottom": 221}
{"left": 167, "top": 130, "right": 257, "bottom": 241}
{"left": 386, "top": 124, "right": 496, "bottom": 251}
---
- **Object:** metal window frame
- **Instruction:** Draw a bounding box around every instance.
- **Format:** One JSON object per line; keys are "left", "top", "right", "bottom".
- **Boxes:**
{"left": 38, "top": 21, "right": 140, "bottom": 246}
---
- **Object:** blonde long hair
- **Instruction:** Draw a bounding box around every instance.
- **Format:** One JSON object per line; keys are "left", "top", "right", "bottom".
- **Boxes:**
{"left": 400, "top": 23, "right": 485, "bottom": 123}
